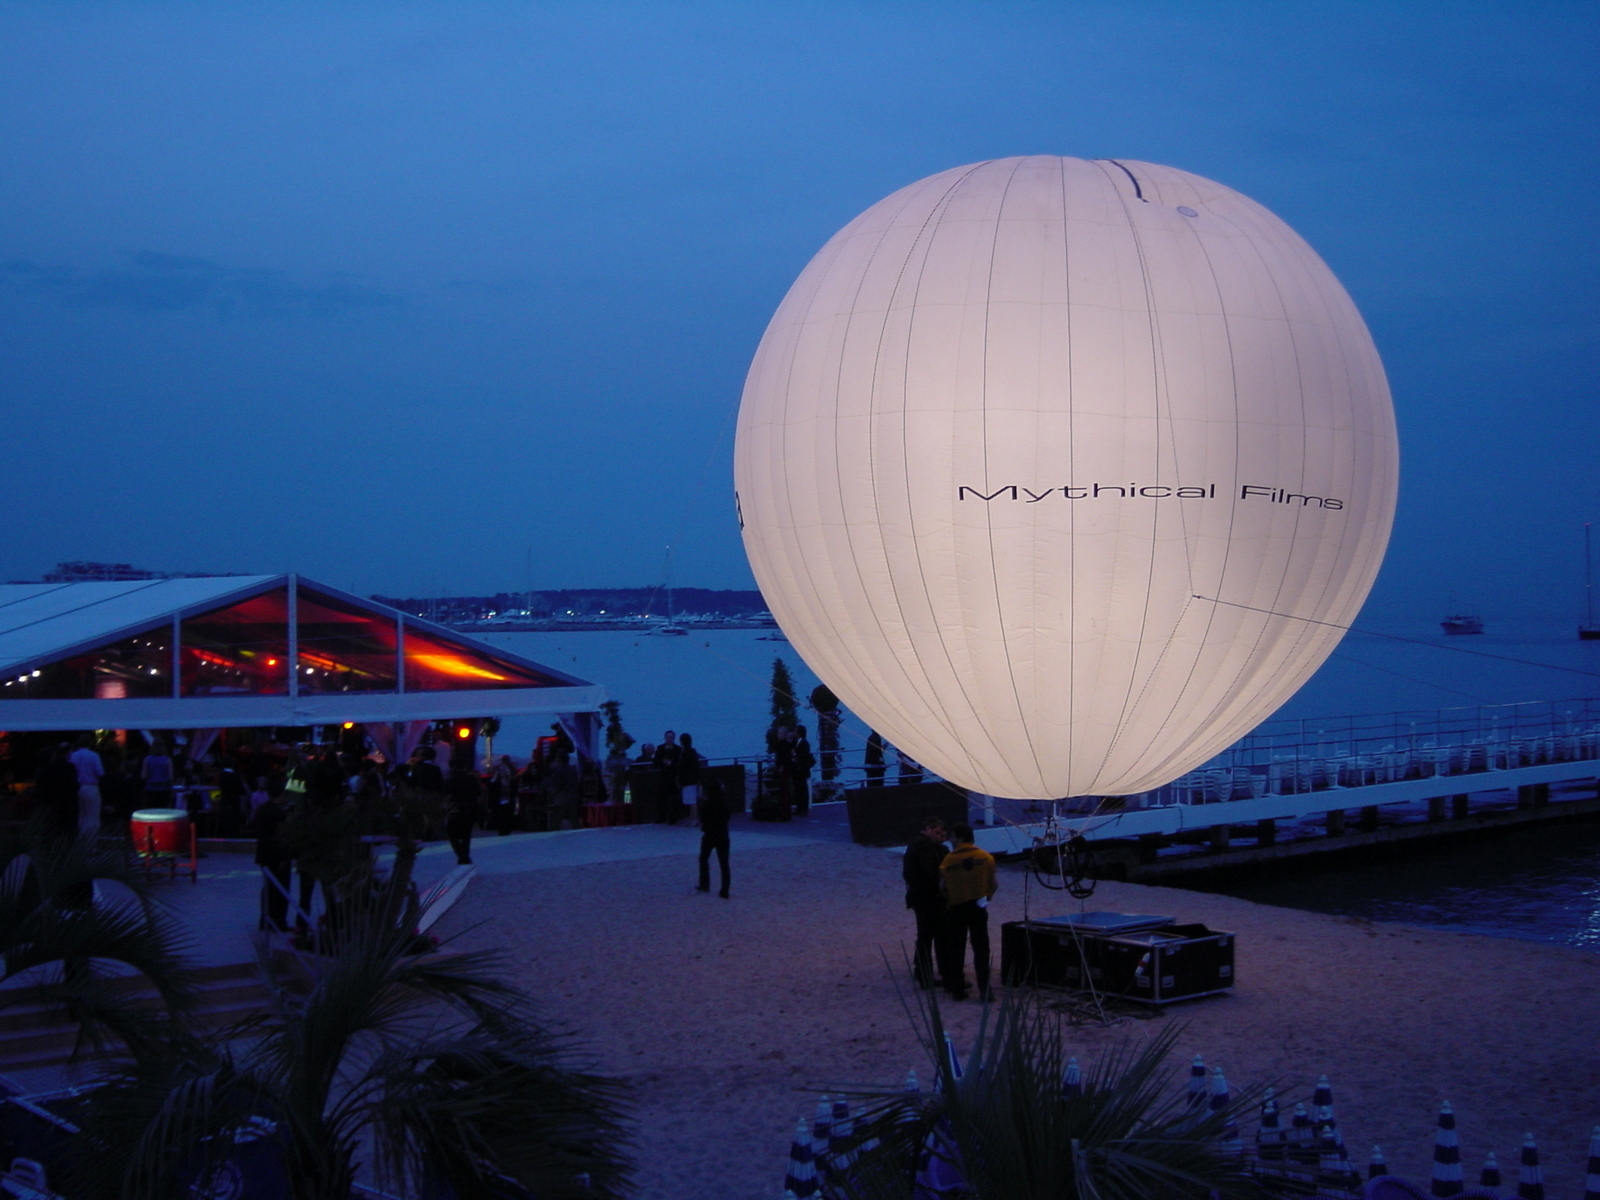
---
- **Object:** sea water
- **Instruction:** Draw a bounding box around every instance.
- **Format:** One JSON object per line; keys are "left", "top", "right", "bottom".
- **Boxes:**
{"left": 476, "top": 618, "right": 1600, "bottom": 948}
{"left": 1193, "top": 817, "right": 1600, "bottom": 950}
{"left": 481, "top": 618, "right": 1600, "bottom": 765}
{"left": 476, "top": 629, "right": 827, "bottom": 763}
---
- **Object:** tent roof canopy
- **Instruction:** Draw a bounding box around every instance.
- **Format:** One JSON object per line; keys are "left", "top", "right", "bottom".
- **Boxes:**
{"left": 0, "top": 574, "right": 603, "bottom": 731}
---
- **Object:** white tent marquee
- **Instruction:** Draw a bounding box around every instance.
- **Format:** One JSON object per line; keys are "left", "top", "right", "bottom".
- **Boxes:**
{"left": 0, "top": 575, "right": 603, "bottom": 751}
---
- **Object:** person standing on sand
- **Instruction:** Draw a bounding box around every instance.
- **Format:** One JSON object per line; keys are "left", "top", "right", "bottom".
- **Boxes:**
{"left": 897, "top": 748, "right": 923, "bottom": 786}
{"left": 694, "top": 776, "right": 731, "bottom": 898}
{"left": 68, "top": 733, "right": 105, "bottom": 837}
{"left": 938, "top": 823, "right": 997, "bottom": 1001}
{"left": 34, "top": 745, "right": 81, "bottom": 842}
{"left": 769, "top": 726, "right": 795, "bottom": 821}
{"left": 864, "top": 730, "right": 886, "bottom": 787}
{"left": 902, "top": 816, "right": 949, "bottom": 989}
{"left": 248, "top": 784, "right": 294, "bottom": 932}
{"left": 141, "top": 737, "right": 174, "bottom": 809}
{"left": 791, "top": 724, "right": 815, "bottom": 816}
{"left": 652, "top": 731, "right": 682, "bottom": 824}
{"left": 676, "top": 732, "right": 702, "bottom": 827}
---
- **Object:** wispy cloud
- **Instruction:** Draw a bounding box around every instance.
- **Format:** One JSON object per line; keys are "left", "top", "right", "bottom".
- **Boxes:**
{"left": 0, "top": 252, "right": 401, "bottom": 317}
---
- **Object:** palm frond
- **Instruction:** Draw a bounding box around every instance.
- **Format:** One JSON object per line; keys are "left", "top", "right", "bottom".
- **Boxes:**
{"left": 0, "top": 834, "right": 203, "bottom": 1066}
{"left": 73, "top": 869, "right": 634, "bottom": 1197}
{"left": 823, "top": 990, "right": 1272, "bottom": 1200}
{"left": 361, "top": 1030, "right": 633, "bottom": 1199}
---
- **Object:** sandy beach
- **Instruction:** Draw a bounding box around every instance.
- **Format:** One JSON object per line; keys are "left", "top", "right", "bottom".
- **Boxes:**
{"left": 430, "top": 825, "right": 1600, "bottom": 1199}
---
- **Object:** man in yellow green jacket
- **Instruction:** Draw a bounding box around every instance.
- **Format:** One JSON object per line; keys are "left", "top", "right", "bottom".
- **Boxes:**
{"left": 938, "top": 823, "right": 997, "bottom": 1001}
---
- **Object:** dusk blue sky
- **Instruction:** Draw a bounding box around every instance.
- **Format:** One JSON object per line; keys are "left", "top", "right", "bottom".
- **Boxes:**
{"left": 2, "top": 2, "right": 1595, "bottom": 622}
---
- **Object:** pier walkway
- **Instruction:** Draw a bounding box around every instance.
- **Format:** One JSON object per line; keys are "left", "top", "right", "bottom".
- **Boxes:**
{"left": 974, "top": 697, "right": 1600, "bottom": 857}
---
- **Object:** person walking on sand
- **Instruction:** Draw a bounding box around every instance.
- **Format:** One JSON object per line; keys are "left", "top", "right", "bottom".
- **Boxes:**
{"left": 444, "top": 754, "right": 482, "bottom": 866}
{"left": 938, "top": 823, "right": 998, "bottom": 1001}
{"left": 902, "top": 816, "right": 949, "bottom": 989}
{"left": 694, "top": 775, "right": 731, "bottom": 898}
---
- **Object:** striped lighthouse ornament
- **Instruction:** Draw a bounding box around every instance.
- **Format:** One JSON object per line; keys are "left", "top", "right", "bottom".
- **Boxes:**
{"left": 1431, "top": 1101, "right": 1464, "bottom": 1197}
{"left": 784, "top": 1117, "right": 817, "bottom": 1199}
{"left": 941, "top": 1032, "right": 963, "bottom": 1082}
{"left": 1480, "top": 1150, "right": 1502, "bottom": 1192}
{"left": 1060, "top": 1056, "right": 1082, "bottom": 1100}
{"left": 1290, "top": 1102, "right": 1317, "bottom": 1166}
{"left": 1186, "top": 1054, "right": 1207, "bottom": 1110}
{"left": 811, "top": 1096, "right": 832, "bottom": 1165}
{"left": 1258, "top": 1089, "right": 1284, "bottom": 1162}
{"left": 1368, "top": 1145, "right": 1388, "bottom": 1179}
{"left": 1208, "top": 1067, "right": 1241, "bottom": 1156}
{"left": 828, "top": 1097, "right": 852, "bottom": 1165}
{"left": 1516, "top": 1133, "right": 1543, "bottom": 1200}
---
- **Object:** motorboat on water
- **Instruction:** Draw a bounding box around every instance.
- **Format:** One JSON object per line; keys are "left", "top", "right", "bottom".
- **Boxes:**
{"left": 1440, "top": 612, "right": 1484, "bottom": 635}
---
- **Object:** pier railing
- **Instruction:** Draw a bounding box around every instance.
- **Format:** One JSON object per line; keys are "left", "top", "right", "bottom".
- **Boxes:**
{"left": 717, "top": 697, "right": 1600, "bottom": 814}
{"left": 1140, "top": 696, "right": 1600, "bottom": 807}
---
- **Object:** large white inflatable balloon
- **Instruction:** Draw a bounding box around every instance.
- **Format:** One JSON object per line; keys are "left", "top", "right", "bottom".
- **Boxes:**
{"left": 735, "top": 157, "right": 1397, "bottom": 800}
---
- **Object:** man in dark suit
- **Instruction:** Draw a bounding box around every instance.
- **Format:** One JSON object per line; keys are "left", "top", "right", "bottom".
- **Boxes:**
{"left": 652, "top": 731, "right": 682, "bottom": 824}
{"left": 249, "top": 787, "right": 294, "bottom": 932}
{"left": 902, "top": 816, "right": 949, "bottom": 989}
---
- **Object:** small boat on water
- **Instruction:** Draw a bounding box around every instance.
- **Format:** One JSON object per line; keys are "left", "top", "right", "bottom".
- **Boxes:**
{"left": 650, "top": 622, "right": 689, "bottom": 637}
{"left": 1440, "top": 612, "right": 1484, "bottom": 636}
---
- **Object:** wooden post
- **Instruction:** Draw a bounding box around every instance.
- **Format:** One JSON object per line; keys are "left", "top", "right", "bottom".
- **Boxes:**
{"left": 1452, "top": 794, "right": 1469, "bottom": 820}
{"left": 1427, "top": 796, "right": 1446, "bottom": 822}
{"left": 1516, "top": 784, "right": 1536, "bottom": 810}
{"left": 1325, "top": 808, "right": 1345, "bottom": 837}
{"left": 1210, "top": 824, "right": 1232, "bottom": 851}
{"left": 1255, "top": 818, "right": 1276, "bottom": 846}
{"left": 1137, "top": 834, "right": 1161, "bottom": 865}
{"left": 1533, "top": 782, "right": 1550, "bottom": 807}
{"left": 1359, "top": 805, "right": 1380, "bottom": 832}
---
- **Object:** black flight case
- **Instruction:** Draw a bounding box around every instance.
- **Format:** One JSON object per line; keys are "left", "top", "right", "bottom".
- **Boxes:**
{"left": 1001, "top": 911, "right": 1235, "bottom": 1004}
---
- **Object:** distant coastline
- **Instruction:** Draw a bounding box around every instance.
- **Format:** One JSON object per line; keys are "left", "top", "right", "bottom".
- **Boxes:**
{"left": 449, "top": 615, "right": 778, "bottom": 633}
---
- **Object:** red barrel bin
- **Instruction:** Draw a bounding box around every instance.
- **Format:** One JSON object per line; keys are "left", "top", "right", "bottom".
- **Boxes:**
{"left": 131, "top": 808, "right": 189, "bottom": 856}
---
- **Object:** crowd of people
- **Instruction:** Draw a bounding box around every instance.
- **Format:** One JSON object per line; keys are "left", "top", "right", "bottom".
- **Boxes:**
{"left": 16, "top": 719, "right": 952, "bottom": 933}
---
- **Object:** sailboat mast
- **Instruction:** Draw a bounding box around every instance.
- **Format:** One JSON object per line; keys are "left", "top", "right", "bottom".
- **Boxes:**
{"left": 1580, "top": 524, "right": 1600, "bottom": 638}
{"left": 1587, "top": 523, "right": 1594, "bottom": 630}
